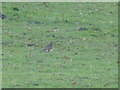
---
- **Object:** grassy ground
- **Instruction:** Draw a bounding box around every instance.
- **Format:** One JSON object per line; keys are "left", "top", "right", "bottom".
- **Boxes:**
{"left": 2, "top": 2, "right": 118, "bottom": 88}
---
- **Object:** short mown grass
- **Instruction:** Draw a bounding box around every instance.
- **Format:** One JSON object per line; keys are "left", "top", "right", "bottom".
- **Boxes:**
{"left": 2, "top": 2, "right": 118, "bottom": 88}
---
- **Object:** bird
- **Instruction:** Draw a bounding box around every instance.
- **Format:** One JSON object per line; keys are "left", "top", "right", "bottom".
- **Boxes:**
{"left": 0, "top": 13, "right": 7, "bottom": 19}
{"left": 41, "top": 42, "right": 54, "bottom": 52}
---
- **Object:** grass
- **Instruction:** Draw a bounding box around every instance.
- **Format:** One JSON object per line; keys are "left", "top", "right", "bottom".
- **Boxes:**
{"left": 2, "top": 2, "right": 118, "bottom": 88}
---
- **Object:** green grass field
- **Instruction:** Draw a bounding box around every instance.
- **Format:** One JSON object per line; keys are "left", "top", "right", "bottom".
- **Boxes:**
{"left": 2, "top": 2, "right": 118, "bottom": 88}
